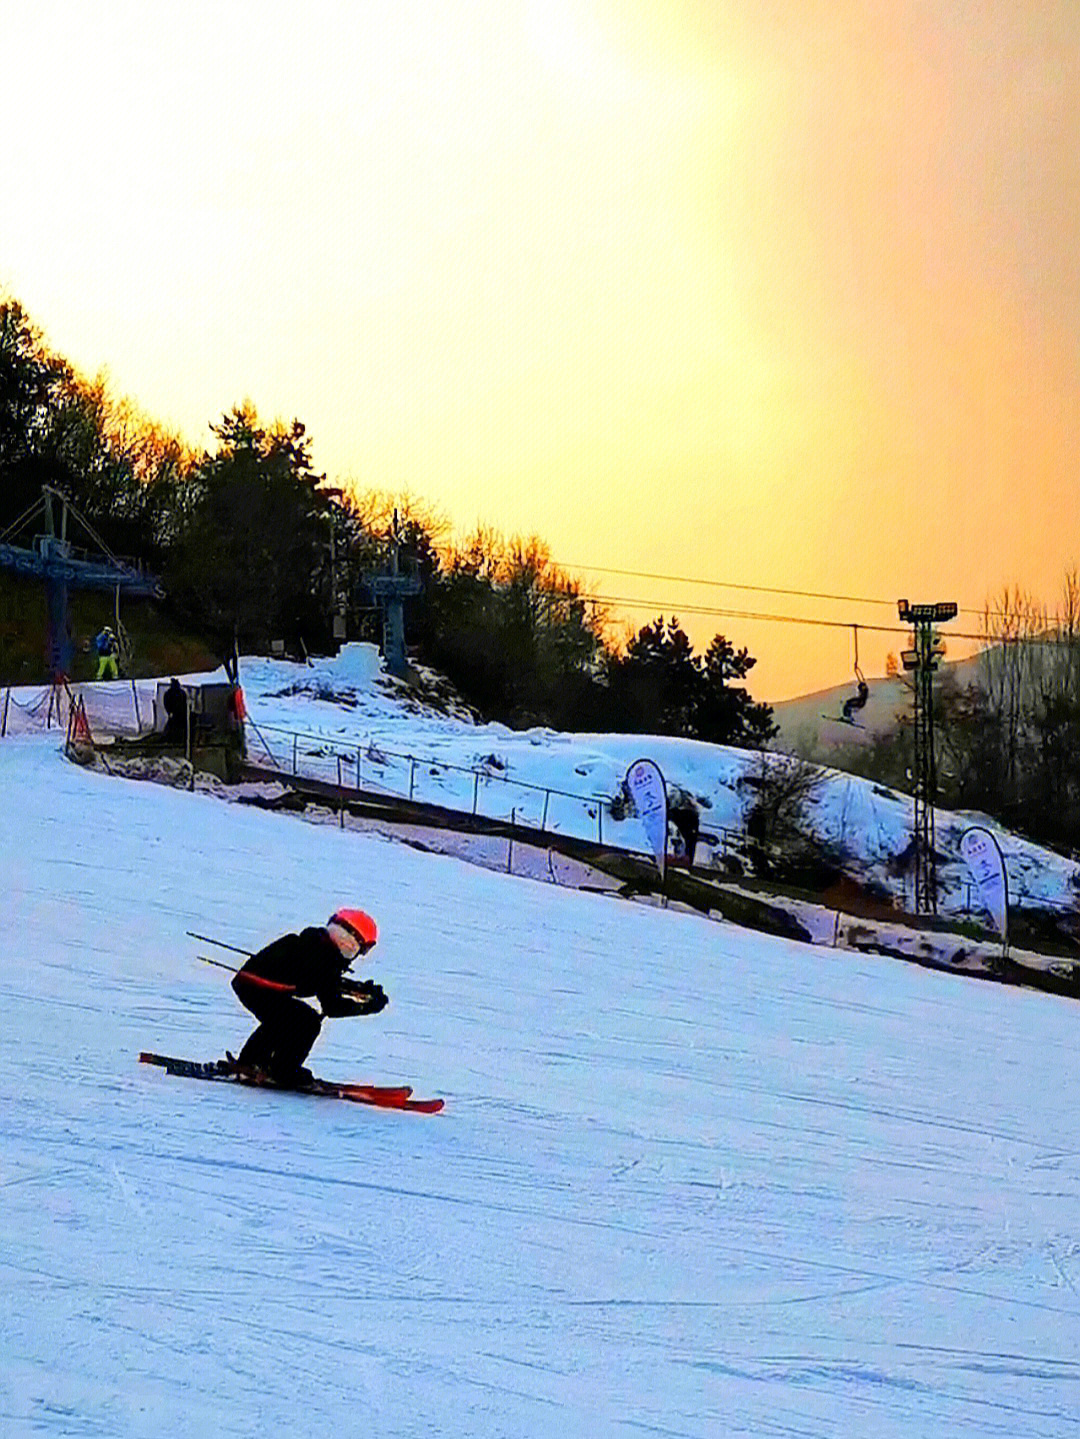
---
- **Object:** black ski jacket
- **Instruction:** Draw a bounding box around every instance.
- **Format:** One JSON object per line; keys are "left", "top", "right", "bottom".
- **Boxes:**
{"left": 235, "top": 927, "right": 347, "bottom": 1009}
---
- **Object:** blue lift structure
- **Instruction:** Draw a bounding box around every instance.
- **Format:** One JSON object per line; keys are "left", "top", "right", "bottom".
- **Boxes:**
{"left": 366, "top": 510, "right": 421, "bottom": 679}
{"left": 0, "top": 486, "right": 162, "bottom": 680}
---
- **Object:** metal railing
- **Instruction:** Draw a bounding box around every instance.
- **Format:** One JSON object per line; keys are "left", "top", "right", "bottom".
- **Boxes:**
{"left": 245, "top": 720, "right": 616, "bottom": 846}
{"left": 960, "top": 879, "right": 1076, "bottom": 919}
{"left": 16, "top": 687, "right": 1063, "bottom": 921}
{"left": 243, "top": 719, "right": 752, "bottom": 870}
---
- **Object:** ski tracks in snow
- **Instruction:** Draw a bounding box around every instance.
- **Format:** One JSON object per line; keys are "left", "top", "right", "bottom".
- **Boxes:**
{"left": 6, "top": 735, "right": 1080, "bottom": 1435}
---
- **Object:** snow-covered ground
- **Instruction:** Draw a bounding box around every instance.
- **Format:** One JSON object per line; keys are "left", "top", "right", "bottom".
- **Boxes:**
{"left": 7, "top": 643, "right": 1079, "bottom": 922}
{"left": 6, "top": 655, "right": 1080, "bottom": 1436}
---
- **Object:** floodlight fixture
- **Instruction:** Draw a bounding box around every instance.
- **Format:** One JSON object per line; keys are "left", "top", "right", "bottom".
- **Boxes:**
{"left": 898, "top": 600, "right": 958, "bottom": 624}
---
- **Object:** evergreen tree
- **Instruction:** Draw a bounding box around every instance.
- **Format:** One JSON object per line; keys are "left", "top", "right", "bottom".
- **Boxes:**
{"left": 604, "top": 617, "right": 701, "bottom": 735}
{"left": 0, "top": 298, "right": 77, "bottom": 527}
{"left": 166, "top": 406, "right": 336, "bottom": 655}
{"left": 695, "top": 634, "right": 777, "bottom": 747}
{"left": 601, "top": 617, "right": 775, "bottom": 746}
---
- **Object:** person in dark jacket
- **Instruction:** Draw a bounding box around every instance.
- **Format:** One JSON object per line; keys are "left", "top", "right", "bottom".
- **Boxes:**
{"left": 231, "top": 908, "right": 386, "bottom": 1087}
{"left": 162, "top": 679, "right": 188, "bottom": 744}
{"left": 668, "top": 793, "right": 700, "bottom": 873}
{"left": 841, "top": 677, "right": 870, "bottom": 724}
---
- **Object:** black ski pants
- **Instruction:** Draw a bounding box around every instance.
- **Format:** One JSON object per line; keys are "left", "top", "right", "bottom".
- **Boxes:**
{"left": 233, "top": 982, "right": 322, "bottom": 1079}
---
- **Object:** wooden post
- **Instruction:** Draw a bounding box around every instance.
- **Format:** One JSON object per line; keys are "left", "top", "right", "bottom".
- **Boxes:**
{"left": 337, "top": 757, "right": 345, "bottom": 828}
{"left": 1, "top": 688, "right": 9, "bottom": 737}
{"left": 130, "top": 678, "right": 142, "bottom": 733}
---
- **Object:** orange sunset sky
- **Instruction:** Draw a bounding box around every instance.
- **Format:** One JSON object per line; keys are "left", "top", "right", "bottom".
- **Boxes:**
{"left": 2, "top": 1, "right": 1078, "bottom": 700}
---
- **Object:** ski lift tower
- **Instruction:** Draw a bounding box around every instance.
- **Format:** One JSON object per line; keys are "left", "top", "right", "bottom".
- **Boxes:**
{"left": 367, "top": 510, "right": 421, "bottom": 679}
{"left": 0, "top": 485, "right": 162, "bottom": 680}
{"left": 898, "top": 599, "right": 958, "bottom": 914}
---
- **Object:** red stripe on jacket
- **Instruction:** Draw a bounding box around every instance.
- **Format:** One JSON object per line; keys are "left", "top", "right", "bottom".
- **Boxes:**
{"left": 235, "top": 971, "right": 297, "bottom": 995}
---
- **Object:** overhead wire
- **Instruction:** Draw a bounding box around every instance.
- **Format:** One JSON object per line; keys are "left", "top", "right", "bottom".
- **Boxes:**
{"left": 558, "top": 561, "right": 899, "bottom": 611}
{"left": 558, "top": 558, "right": 1078, "bottom": 629}
{"left": 579, "top": 590, "right": 1074, "bottom": 647}
{"left": 587, "top": 591, "right": 906, "bottom": 633}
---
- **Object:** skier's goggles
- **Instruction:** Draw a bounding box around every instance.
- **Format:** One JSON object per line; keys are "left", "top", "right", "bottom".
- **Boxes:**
{"left": 328, "top": 922, "right": 374, "bottom": 962}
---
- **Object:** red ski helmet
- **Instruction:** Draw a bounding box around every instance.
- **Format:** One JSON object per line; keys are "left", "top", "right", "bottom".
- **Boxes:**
{"left": 327, "top": 908, "right": 378, "bottom": 959}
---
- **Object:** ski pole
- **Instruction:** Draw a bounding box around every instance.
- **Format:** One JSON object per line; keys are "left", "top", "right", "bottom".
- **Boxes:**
{"left": 186, "top": 930, "right": 251, "bottom": 956}
{"left": 197, "top": 954, "right": 239, "bottom": 974}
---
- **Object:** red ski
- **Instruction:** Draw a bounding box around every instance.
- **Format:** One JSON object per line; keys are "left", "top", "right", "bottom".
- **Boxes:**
{"left": 138, "top": 1052, "right": 444, "bottom": 1113}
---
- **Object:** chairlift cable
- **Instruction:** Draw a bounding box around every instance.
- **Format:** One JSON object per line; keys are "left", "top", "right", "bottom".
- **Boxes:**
{"left": 560, "top": 561, "right": 898, "bottom": 609}
{"left": 586, "top": 591, "right": 1078, "bottom": 648}
{"left": 563, "top": 559, "right": 1080, "bottom": 628}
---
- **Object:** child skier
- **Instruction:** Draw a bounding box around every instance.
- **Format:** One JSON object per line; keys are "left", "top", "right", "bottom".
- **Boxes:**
{"left": 231, "top": 909, "right": 387, "bottom": 1087}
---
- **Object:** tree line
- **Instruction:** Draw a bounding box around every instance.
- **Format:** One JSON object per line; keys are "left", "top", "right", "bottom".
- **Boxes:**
{"left": 0, "top": 295, "right": 776, "bottom": 747}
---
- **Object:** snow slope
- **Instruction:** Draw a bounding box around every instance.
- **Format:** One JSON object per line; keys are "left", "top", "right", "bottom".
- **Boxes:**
{"left": 6, "top": 712, "right": 1080, "bottom": 1437}
{"left": 11, "top": 642, "right": 1075, "bottom": 919}
{"left": 215, "top": 646, "right": 1080, "bottom": 916}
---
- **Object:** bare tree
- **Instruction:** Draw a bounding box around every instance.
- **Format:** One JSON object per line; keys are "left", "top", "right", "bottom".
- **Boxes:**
{"left": 977, "top": 585, "right": 1048, "bottom": 808}
{"left": 745, "top": 751, "right": 826, "bottom": 852}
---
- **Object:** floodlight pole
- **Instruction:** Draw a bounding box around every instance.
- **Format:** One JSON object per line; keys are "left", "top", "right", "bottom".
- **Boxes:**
{"left": 898, "top": 600, "right": 958, "bottom": 914}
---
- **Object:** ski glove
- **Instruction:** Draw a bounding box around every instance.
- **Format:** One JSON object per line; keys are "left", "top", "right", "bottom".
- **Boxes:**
{"left": 323, "top": 979, "right": 388, "bottom": 1017}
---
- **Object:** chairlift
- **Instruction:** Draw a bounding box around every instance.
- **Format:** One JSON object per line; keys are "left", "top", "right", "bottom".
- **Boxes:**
{"left": 821, "top": 626, "right": 870, "bottom": 727}
{"left": 840, "top": 625, "right": 869, "bottom": 723}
